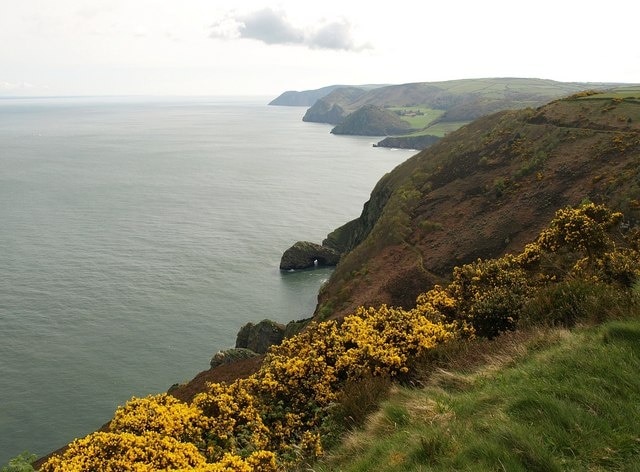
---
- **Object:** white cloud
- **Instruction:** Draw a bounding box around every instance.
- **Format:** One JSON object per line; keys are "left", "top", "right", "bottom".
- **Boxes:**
{"left": 238, "top": 8, "right": 305, "bottom": 45}
{"left": 308, "top": 20, "right": 370, "bottom": 51}
{"left": 209, "top": 8, "right": 369, "bottom": 51}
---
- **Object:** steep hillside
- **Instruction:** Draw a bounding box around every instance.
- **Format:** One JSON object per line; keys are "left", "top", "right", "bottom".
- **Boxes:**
{"left": 314, "top": 89, "right": 640, "bottom": 320}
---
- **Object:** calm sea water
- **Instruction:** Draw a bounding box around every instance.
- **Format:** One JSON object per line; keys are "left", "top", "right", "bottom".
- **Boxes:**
{"left": 0, "top": 97, "right": 414, "bottom": 463}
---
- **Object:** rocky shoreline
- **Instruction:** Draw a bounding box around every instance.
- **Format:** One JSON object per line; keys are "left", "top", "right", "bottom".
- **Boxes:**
{"left": 374, "top": 133, "right": 441, "bottom": 150}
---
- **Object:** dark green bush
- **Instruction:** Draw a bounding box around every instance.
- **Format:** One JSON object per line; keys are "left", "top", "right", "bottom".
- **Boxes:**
{"left": 1, "top": 452, "right": 36, "bottom": 472}
{"left": 520, "top": 279, "right": 630, "bottom": 328}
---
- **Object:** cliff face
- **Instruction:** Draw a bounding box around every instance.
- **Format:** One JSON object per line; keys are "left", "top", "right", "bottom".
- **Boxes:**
{"left": 323, "top": 171, "right": 398, "bottom": 254}
{"left": 313, "top": 90, "right": 640, "bottom": 320}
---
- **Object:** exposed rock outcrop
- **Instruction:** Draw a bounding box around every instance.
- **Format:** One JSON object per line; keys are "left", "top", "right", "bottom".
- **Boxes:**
{"left": 210, "top": 348, "right": 259, "bottom": 368}
{"left": 235, "top": 319, "right": 286, "bottom": 354}
{"left": 279, "top": 241, "right": 341, "bottom": 270}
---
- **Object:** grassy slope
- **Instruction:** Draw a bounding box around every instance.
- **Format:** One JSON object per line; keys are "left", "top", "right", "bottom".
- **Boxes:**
{"left": 317, "top": 317, "right": 640, "bottom": 471}
{"left": 386, "top": 108, "right": 445, "bottom": 129}
{"left": 407, "top": 121, "right": 470, "bottom": 138}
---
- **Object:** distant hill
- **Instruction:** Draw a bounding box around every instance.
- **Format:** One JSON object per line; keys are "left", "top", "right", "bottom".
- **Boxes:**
{"left": 300, "top": 87, "right": 367, "bottom": 123}
{"left": 269, "top": 85, "right": 347, "bottom": 107}
{"left": 269, "top": 84, "right": 387, "bottom": 107}
{"left": 310, "top": 87, "right": 640, "bottom": 319}
{"left": 330, "top": 105, "right": 413, "bottom": 136}
{"left": 300, "top": 78, "right": 625, "bottom": 148}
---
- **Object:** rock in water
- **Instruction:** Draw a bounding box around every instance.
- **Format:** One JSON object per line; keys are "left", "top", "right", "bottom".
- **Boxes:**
{"left": 279, "top": 241, "right": 341, "bottom": 270}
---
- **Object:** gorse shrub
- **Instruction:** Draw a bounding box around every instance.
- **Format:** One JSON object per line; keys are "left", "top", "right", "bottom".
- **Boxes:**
{"left": 42, "top": 203, "right": 640, "bottom": 471}
{"left": 110, "top": 394, "right": 209, "bottom": 445}
{"left": 520, "top": 279, "right": 631, "bottom": 327}
{"left": 41, "top": 432, "right": 208, "bottom": 472}
{"left": 192, "top": 380, "right": 269, "bottom": 460}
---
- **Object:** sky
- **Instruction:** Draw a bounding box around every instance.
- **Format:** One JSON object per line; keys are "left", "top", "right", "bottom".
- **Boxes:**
{"left": 1, "top": 0, "right": 638, "bottom": 97}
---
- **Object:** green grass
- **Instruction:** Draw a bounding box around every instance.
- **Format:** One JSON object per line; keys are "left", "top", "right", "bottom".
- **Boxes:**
{"left": 574, "top": 86, "right": 640, "bottom": 101}
{"left": 386, "top": 107, "right": 445, "bottom": 129}
{"left": 403, "top": 121, "right": 471, "bottom": 138}
{"left": 316, "top": 318, "right": 640, "bottom": 471}
{"left": 427, "top": 78, "right": 594, "bottom": 97}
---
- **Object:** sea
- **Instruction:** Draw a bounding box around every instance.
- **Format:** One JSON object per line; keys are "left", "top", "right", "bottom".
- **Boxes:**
{"left": 0, "top": 96, "right": 415, "bottom": 463}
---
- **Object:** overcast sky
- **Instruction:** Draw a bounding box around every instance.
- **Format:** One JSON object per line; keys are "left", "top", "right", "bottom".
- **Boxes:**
{"left": 1, "top": 0, "right": 638, "bottom": 97}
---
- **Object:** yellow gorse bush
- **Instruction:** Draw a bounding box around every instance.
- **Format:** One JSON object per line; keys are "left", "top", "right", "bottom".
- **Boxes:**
{"left": 173, "top": 451, "right": 277, "bottom": 472}
{"left": 336, "top": 305, "right": 456, "bottom": 376}
{"left": 40, "top": 431, "right": 207, "bottom": 472}
{"left": 110, "top": 394, "right": 209, "bottom": 444}
{"left": 192, "top": 379, "right": 269, "bottom": 460}
{"left": 43, "top": 202, "right": 640, "bottom": 471}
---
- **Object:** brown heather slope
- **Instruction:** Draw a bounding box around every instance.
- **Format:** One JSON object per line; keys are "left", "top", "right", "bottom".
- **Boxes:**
{"left": 315, "top": 91, "right": 640, "bottom": 320}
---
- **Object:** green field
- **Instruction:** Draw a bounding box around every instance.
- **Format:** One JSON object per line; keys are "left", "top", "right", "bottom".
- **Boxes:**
{"left": 576, "top": 86, "right": 640, "bottom": 101}
{"left": 387, "top": 107, "right": 445, "bottom": 129}
{"left": 422, "top": 120, "right": 470, "bottom": 137}
{"left": 398, "top": 120, "right": 471, "bottom": 138}
{"left": 425, "top": 77, "right": 597, "bottom": 98}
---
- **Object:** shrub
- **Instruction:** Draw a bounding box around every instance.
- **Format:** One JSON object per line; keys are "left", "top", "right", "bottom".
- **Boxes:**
{"left": 521, "top": 280, "right": 632, "bottom": 328}
{"left": 331, "top": 374, "right": 392, "bottom": 430}
{"left": 192, "top": 380, "right": 269, "bottom": 460}
{"left": 1, "top": 452, "right": 35, "bottom": 472}
{"left": 41, "top": 432, "right": 207, "bottom": 472}
{"left": 110, "top": 394, "right": 209, "bottom": 444}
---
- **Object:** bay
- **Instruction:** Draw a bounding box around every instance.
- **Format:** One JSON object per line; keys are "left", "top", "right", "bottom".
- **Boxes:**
{"left": 0, "top": 96, "right": 414, "bottom": 463}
